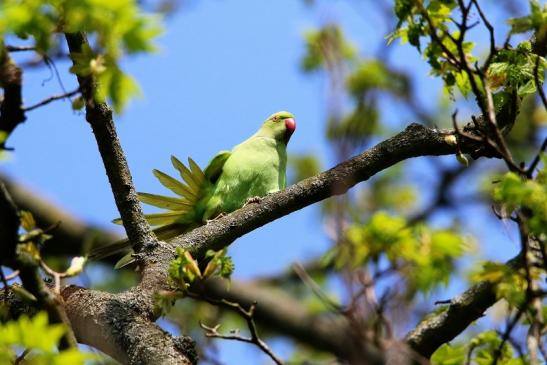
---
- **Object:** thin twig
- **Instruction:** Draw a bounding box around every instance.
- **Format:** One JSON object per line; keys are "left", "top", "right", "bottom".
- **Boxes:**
{"left": 526, "top": 137, "right": 547, "bottom": 178}
{"left": 4, "top": 270, "right": 20, "bottom": 281}
{"left": 492, "top": 306, "right": 527, "bottom": 365}
{"left": 418, "top": 4, "right": 461, "bottom": 68}
{"left": 483, "top": 82, "right": 521, "bottom": 172}
{"left": 292, "top": 262, "right": 344, "bottom": 313}
{"left": 39, "top": 261, "right": 64, "bottom": 294}
{"left": 196, "top": 297, "right": 284, "bottom": 365}
{"left": 5, "top": 45, "right": 35, "bottom": 53}
{"left": 533, "top": 56, "right": 547, "bottom": 110}
{"left": 434, "top": 299, "right": 452, "bottom": 305}
{"left": 470, "top": 0, "right": 496, "bottom": 68}
{"left": 496, "top": 330, "right": 527, "bottom": 365}
{"left": 23, "top": 88, "right": 80, "bottom": 112}
{"left": 14, "top": 349, "right": 30, "bottom": 364}
{"left": 465, "top": 343, "right": 477, "bottom": 365}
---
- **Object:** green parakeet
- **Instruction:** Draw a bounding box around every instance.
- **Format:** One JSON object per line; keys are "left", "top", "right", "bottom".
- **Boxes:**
{"left": 90, "top": 111, "right": 296, "bottom": 264}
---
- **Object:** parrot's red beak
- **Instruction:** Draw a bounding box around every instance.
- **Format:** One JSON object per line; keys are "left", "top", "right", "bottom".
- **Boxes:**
{"left": 284, "top": 118, "right": 296, "bottom": 143}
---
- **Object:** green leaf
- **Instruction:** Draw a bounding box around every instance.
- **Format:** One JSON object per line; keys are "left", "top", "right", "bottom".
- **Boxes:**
{"left": 19, "top": 210, "right": 36, "bottom": 232}
{"left": 431, "top": 343, "right": 465, "bottom": 365}
{"left": 0, "top": 312, "right": 92, "bottom": 364}
{"left": 168, "top": 248, "right": 202, "bottom": 289}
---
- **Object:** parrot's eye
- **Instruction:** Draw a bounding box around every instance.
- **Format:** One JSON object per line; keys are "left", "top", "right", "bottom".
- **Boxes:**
{"left": 271, "top": 116, "right": 280, "bottom": 122}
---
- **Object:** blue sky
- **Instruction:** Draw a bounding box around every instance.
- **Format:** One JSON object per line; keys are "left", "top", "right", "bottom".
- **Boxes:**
{"left": 1, "top": 0, "right": 538, "bottom": 363}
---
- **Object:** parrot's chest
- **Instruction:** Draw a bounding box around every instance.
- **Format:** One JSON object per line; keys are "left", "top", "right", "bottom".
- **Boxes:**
{"left": 215, "top": 138, "right": 286, "bottom": 207}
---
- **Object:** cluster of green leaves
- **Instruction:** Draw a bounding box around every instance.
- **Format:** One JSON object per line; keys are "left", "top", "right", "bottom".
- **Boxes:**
{"left": 328, "top": 211, "right": 468, "bottom": 297}
{"left": 508, "top": 0, "right": 547, "bottom": 34}
{"left": 356, "top": 167, "right": 417, "bottom": 214}
{"left": 492, "top": 161, "right": 546, "bottom": 236}
{"left": 470, "top": 261, "right": 533, "bottom": 306}
{"left": 289, "top": 153, "right": 322, "bottom": 183}
{"left": 169, "top": 248, "right": 234, "bottom": 291}
{"left": 389, "top": 0, "right": 476, "bottom": 96}
{"left": 488, "top": 42, "right": 546, "bottom": 100}
{"left": 18, "top": 210, "right": 52, "bottom": 251}
{"left": 390, "top": 0, "right": 547, "bottom": 103}
{"left": 0, "top": 0, "right": 161, "bottom": 112}
{"left": 0, "top": 312, "right": 91, "bottom": 364}
{"left": 432, "top": 330, "right": 521, "bottom": 365}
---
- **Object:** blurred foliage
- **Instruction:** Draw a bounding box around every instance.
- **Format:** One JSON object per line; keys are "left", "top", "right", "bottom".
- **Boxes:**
{"left": 326, "top": 211, "right": 469, "bottom": 298}
{"left": 0, "top": 312, "right": 92, "bottom": 364}
{"left": 346, "top": 60, "right": 410, "bottom": 98}
{"left": 355, "top": 166, "right": 417, "bottom": 215}
{"left": 301, "top": 24, "right": 414, "bottom": 148}
{"left": 289, "top": 153, "right": 322, "bottom": 183}
{"left": 0, "top": 0, "right": 162, "bottom": 112}
{"left": 470, "top": 261, "right": 534, "bottom": 307}
{"left": 301, "top": 25, "right": 356, "bottom": 73}
{"left": 493, "top": 161, "right": 546, "bottom": 236}
{"left": 432, "top": 330, "right": 520, "bottom": 365}
{"left": 508, "top": 0, "right": 547, "bottom": 34}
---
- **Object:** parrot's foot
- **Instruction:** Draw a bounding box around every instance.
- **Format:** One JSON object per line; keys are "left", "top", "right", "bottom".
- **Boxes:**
{"left": 207, "top": 212, "right": 226, "bottom": 224}
{"left": 243, "top": 196, "right": 262, "bottom": 207}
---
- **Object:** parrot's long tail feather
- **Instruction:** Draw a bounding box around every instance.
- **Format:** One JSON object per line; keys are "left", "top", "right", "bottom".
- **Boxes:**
{"left": 88, "top": 222, "right": 191, "bottom": 261}
{"left": 88, "top": 239, "right": 133, "bottom": 261}
{"left": 89, "top": 156, "right": 207, "bottom": 264}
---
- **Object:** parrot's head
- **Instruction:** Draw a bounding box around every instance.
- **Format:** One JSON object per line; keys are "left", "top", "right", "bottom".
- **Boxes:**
{"left": 260, "top": 111, "right": 296, "bottom": 144}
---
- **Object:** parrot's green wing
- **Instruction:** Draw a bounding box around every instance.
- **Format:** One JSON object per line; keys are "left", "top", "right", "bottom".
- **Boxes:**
{"left": 204, "top": 150, "right": 231, "bottom": 182}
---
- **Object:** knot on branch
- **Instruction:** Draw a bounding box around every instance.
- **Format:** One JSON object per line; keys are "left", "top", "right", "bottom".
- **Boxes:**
{"left": 404, "top": 122, "right": 428, "bottom": 135}
{"left": 173, "top": 336, "right": 198, "bottom": 365}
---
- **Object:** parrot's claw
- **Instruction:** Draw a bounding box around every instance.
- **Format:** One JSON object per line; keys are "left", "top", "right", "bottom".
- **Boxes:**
{"left": 207, "top": 212, "right": 226, "bottom": 224}
{"left": 243, "top": 196, "right": 262, "bottom": 207}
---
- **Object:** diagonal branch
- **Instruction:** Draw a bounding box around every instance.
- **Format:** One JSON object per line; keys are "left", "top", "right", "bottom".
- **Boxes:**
{"left": 23, "top": 88, "right": 81, "bottom": 112}
{"left": 165, "top": 124, "right": 462, "bottom": 261}
{"left": 193, "top": 294, "right": 284, "bottom": 365}
{"left": 61, "top": 285, "right": 197, "bottom": 365}
{"left": 64, "top": 32, "right": 155, "bottom": 254}
{"left": 405, "top": 253, "right": 524, "bottom": 358}
{"left": 0, "top": 120, "right": 510, "bottom": 363}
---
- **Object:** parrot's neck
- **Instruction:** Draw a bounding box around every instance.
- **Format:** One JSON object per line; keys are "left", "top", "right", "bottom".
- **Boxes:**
{"left": 252, "top": 127, "right": 285, "bottom": 144}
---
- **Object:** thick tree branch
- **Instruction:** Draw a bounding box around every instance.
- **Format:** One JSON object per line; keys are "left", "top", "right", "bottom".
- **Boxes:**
{"left": 405, "top": 253, "right": 524, "bottom": 358}
{"left": 0, "top": 45, "right": 25, "bottom": 150}
{"left": 0, "top": 122, "right": 508, "bottom": 362}
{"left": 0, "top": 183, "right": 20, "bottom": 261}
{"left": 60, "top": 32, "right": 197, "bottom": 364}
{"left": 164, "top": 124, "right": 460, "bottom": 261}
{"left": 0, "top": 173, "right": 120, "bottom": 258}
{"left": 61, "top": 285, "right": 197, "bottom": 365}
{"left": 64, "top": 32, "right": 155, "bottom": 254}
